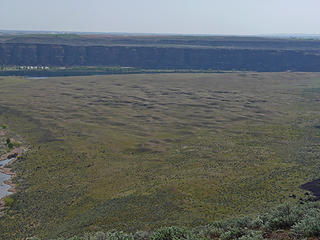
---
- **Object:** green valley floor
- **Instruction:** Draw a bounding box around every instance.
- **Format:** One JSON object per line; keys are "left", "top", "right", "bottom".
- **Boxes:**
{"left": 0, "top": 73, "right": 320, "bottom": 239}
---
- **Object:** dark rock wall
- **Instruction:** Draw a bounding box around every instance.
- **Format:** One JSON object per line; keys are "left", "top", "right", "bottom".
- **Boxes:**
{"left": 1, "top": 43, "right": 320, "bottom": 71}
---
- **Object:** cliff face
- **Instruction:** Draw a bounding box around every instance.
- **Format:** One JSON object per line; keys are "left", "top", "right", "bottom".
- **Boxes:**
{"left": 1, "top": 43, "right": 320, "bottom": 71}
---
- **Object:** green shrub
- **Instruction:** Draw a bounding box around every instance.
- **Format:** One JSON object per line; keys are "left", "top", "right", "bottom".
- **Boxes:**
{"left": 262, "top": 203, "right": 304, "bottom": 230}
{"left": 8, "top": 142, "right": 14, "bottom": 149}
{"left": 199, "top": 225, "right": 224, "bottom": 239}
{"left": 66, "top": 237, "right": 84, "bottom": 240}
{"left": 6, "top": 137, "right": 14, "bottom": 149}
{"left": 238, "top": 231, "right": 263, "bottom": 240}
{"left": 207, "top": 220, "right": 225, "bottom": 229}
{"left": 1, "top": 124, "right": 7, "bottom": 129}
{"left": 20, "top": 202, "right": 320, "bottom": 240}
{"left": 300, "top": 201, "right": 320, "bottom": 211}
{"left": 249, "top": 218, "right": 264, "bottom": 230}
{"left": 134, "top": 231, "right": 150, "bottom": 240}
{"left": 198, "top": 216, "right": 260, "bottom": 239}
{"left": 92, "top": 231, "right": 134, "bottom": 240}
{"left": 150, "top": 226, "right": 195, "bottom": 240}
{"left": 4, "top": 197, "right": 14, "bottom": 207}
{"left": 225, "top": 216, "right": 254, "bottom": 229}
{"left": 292, "top": 208, "right": 320, "bottom": 237}
{"left": 220, "top": 227, "right": 246, "bottom": 240}
{"left": 65, "top": 231, "right": 133, "bottom": 240}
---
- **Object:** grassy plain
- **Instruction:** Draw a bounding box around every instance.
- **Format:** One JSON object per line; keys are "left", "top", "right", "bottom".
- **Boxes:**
{"left": 0, "top": 73, "right": 320, "bottom": 239}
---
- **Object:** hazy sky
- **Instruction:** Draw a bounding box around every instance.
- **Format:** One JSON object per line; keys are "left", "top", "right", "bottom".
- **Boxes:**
{"left": 1, "top": 0, "right": 320, "bottom": 35}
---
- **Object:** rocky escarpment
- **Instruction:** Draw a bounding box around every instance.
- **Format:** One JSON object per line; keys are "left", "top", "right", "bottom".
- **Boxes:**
{"left": 1, "top": 42, "right": 320, "bottom": 71}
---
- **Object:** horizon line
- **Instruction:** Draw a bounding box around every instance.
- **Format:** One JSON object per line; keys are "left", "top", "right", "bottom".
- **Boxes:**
{"left": 1, "top": 29, "right": 320, "bottom": 38}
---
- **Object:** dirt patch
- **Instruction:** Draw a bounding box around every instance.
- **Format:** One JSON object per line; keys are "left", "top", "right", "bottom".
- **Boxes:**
{"left": 0, "top": 146, "right": 25, "bottom": 161}
{"left": 263, "top": 230, "right": 292, "bottom": 240}
{"left": 0, "top": 129, "right": 5, "bottom": 136}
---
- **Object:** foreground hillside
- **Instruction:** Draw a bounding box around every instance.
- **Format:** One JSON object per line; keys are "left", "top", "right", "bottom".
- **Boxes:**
{"left": 26, "top": 202, "right": 320, "bottom": 239}
{"left": 1, "top": 34, "right": 320, "bottom": 71}
{"left": 0, "top": 73, "right": 320, "bottom": 238}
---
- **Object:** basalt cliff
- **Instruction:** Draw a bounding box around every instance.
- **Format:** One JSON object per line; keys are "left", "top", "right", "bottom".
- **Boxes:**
{"left": 1, "top": 34, "right": 320, "bottom": 71}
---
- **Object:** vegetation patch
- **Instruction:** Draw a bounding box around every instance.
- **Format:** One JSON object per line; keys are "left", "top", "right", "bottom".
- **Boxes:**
{"left": 0, "top": 73, "right": 320, "bottom": 238}
{"left": 25, "top": 202, "right": 320, "bottom": 239}
{"left": 3, "top": 197, "right": 14, "bottom": 207}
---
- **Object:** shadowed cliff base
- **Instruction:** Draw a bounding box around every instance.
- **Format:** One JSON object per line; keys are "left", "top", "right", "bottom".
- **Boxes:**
{"left": 301, "top": 179, "right": 320, "bottom": 200}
